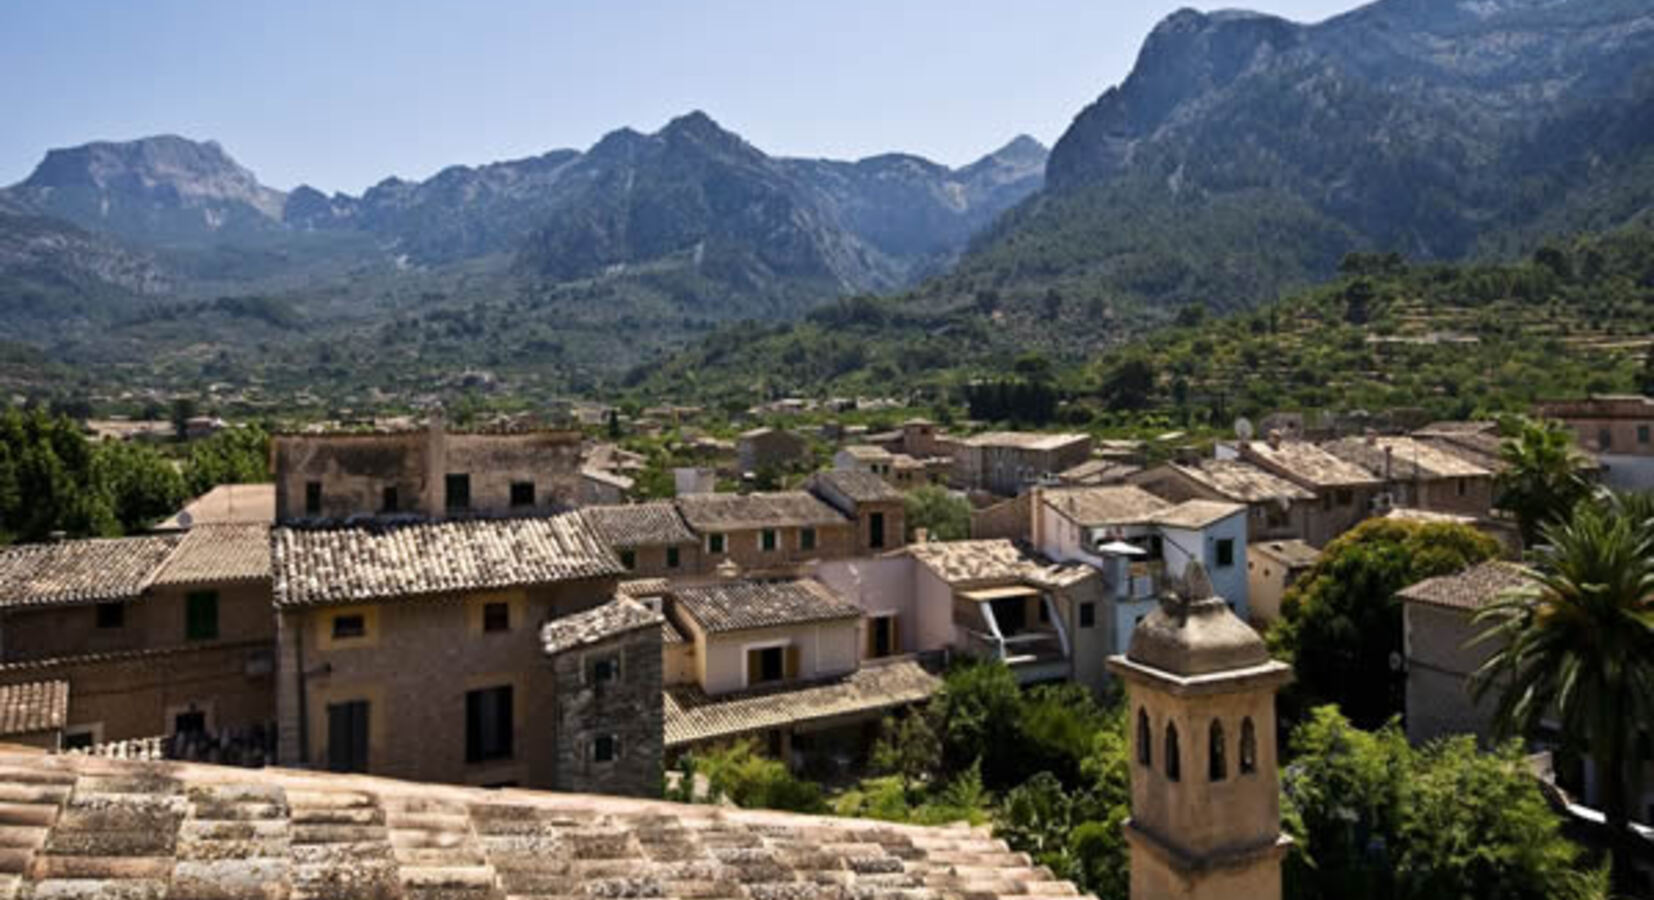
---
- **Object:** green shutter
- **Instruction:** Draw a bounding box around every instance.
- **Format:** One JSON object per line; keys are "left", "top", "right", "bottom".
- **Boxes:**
{"left": 186, "top": 592, "right": 219, "bottom": 641}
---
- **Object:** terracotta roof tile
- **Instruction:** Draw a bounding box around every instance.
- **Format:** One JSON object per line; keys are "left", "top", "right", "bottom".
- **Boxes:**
{"left": 1323, "top": 436, "right": 1491, "bottom": 480}
{"left": 1242, "top": 440, "right": 1383, "bottom": 488}
{"left": 901, "top": 540, "right": 1034, "bottom": 586}
{"left": 272, "top": 514, "right": 622, "bottom": 608}
{"left": 1250, "top": 539, "right": 1321, "bottom": 569}
{"left": 1178, "top": 460, "right": 1315, "bottom": 503}
{"left": 0, "top": 535, "right": 180, "bottom": 609}
{"left": 151, "top": 525, "right": 271, "bottom": 587}
{"left": 0, "top": 748, "right": 1089, "bottom": 899}
{"left": 676, "top": 492, "right": 848, "bottom": 532}
{"left": 665, "top": 659, "right": 941, "bottom": 747}
{"left": 0, "top": 679, "right": 68, "bottom": 736}
{"left": 542, "top": 599, "right": 664, "bottom": 655}
{"left": 155, "top": 483, "right": 275, "bottom": 530}
{"left": 1149, "top": 499, "right": 1246, "bottom": 530}
{"left": 585, "top": 502, "right": 698, "bottom": 548}
{"left": 1042, "top": 486, "right": 1170, "bottom": 527}
{"left": 810, "top": 470, "right": 903, "bottom": 504}
{"left": 672, "top": 579, "right": 863, "bottom": 634}
{"left": 1398, "top": 561, "right": 1532, "bottom": 611}
{"left": 964, "top": 432, "right": 1090, "bottom": 451}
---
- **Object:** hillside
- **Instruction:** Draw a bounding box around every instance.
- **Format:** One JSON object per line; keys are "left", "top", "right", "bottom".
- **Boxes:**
{"left": 632, "top": 225, "right": 1654, "bottom": 424}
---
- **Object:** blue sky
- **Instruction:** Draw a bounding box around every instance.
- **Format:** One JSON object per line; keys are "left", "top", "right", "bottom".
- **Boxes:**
{"left": 1, "top": 1, "right": 1357, "bottom": 194}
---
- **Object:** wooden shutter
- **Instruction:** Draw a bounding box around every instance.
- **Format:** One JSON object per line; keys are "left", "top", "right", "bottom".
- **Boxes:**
{"left": 865, "top": 623, "right": 877, "bottom": 660}
{"left": 889, "top": 616, "right": 901, "bottom": 655}
{"left": 784, "top": 645, "right": 800, "bottom": 680}
{"left": 747, "top": 649, "right": 763, "bottom": 686}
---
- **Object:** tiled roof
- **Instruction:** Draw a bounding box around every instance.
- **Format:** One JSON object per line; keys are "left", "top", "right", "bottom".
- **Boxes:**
{"left": 0, "top": 748, "right": 1087, "bottom": 900}
{"left": 838, "top": 445, "right": 893, "bottom": 461}
{"left": 902, "top": 540, "right": 1033, "bottom": 586}
{"left": 1056, "top": 459, "right": 1140, "bottom": 484}
{"left": 1414, "top": 421, "right": 1500, "bottom": 437}
{"left": 1323, "top": 436, "right": 1491, "bottom": 480}
{"left": 582, "top": 468, "right": 637, "bottom": 491}
{"left": 1042, "top": 485, "right": 1170, "bottom": 527}
{"left": 0, "top": 679, "right": 68, "bottom": 736}
{"left": 1385, "top": 507, "right": 1478, "bottom": 525}
{"left": 155, "top": 483, "right": 275, "bottom": 530}
{"left": 1242, "top": 440, "right": 1383, "bottom": 488}
{"left": 1398, "top": 561, "right": 1533, "bottom": 611}
{"left": 542, "top": 599, "right": 664, "bottom": 655}
{"left": 964, "top": 431, "right": 1089, "bottom": 451}
{"left": 1178, "top": 460, "right": 1315, "bottom": 503}
{"left": 672, "top": 579, "right": 863, "bottom": 634}
{"left": 811, "top": 470, "right": 903, "bottom": 504}
{"left": 1149, "top": 499, "right": 1247, "bottom": 530}
{"left": 0, "top": 535, "right": 179, "bottom": 609}
{"left": 665, "top": 658, "right": 942, "bottom": 747}
{"left": 272, "top": 514, "right": 623, "bottom": 608}
{"left": 1250, "top": 539, "right": 1321, "bottom": 569}
{"left": 676, "top": 491, "right": 848, "bottom": 531}
{"left": 151, "top": 525, "right": 271, "bottom": 587}
{"left": 585, "top": 502, "right": 698, "bottom": 548}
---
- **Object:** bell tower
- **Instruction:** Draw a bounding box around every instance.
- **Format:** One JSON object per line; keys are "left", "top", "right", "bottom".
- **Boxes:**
{"left": 1106, "top": 563, "right": 1292, "bottom": 900}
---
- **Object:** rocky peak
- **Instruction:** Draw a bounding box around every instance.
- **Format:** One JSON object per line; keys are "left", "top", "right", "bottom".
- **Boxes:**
{"left": 19, "top": 135, "right": 284, "bottom": 219}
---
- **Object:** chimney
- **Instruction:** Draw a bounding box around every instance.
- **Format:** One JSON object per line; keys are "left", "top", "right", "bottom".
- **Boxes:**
{"left": 1364, "top": 427, "right": 1378, "bottom": 446}
{"left": 1266, "top": 429, "right": 1282, "bottom": 449}
{"left": 913, "top": 527, "right": 931, "bottom": 544}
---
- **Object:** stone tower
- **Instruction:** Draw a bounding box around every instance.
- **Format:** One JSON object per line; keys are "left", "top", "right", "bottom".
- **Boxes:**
{"left": 1106, "top": 563, "right": 1292, "bottom": 900}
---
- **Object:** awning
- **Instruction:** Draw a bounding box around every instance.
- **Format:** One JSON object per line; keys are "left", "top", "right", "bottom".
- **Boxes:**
{"left": 961, "top": 585, "right": 1041, "bottom": 603}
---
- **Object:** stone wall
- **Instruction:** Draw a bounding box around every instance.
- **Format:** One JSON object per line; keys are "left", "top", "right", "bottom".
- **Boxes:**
{"left": 549, "top": 625, "right": 663, "bottom": 798}
{"left": 698, "top": 524, "right": 857, "bottom": 572}
{"left": 2, "top": 581, "right": 275, "bottom": 663}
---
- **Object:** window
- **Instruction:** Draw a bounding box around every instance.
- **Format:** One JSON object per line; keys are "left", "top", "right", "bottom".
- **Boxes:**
{"left": 1215, "top": 538, "right": 1235, "bottom": 568}
{"left": 666, "top": 546, "right": 681, "bottom": 569}
{"left": 1079, "top": 602, "right": 1096, "bottom": 628}
{"left": 869, "top": 616, "right": 896, "bottom": 658}
{"left": 869, "top": 512, "right": 886, "bottom": 549}
{"left": 1209, "top": 720, "right": 1227, "bottom": 782}
{"left": 62, "top": 729, "right": 96, "bottom": 751}
{"left": 510, "top": 481, "right": 535, "bottom": 508}
{"left": 1600, "top": 428, "right": 1613, "bottom": 451}
{"left": 1137, "top": 709, "right": 1152, "bottom": 768}
{"left": 708, "top": 533, "right": 726, "bottom": 554}
{"left": 1456, "top": 478, "right": 1467, "bottom": 497}
{"left": 96, "top": 602, "right": 124, "bottom": 629}
{"left": 331, "top": 614, "right": 366, "bottom": 640}
{"left": 747, "top": 645, "right": 793, "bottom": 686}
{"left": 381, "top": 486, "right": 399, "bottom": 513}
{"left": 593, "top": 734, "right": 619, "bottom": 763}
{"left": 326, "top": 700, "right": 370, "bottom": 773}
{"left": 1321, "top": 493, "right": 1333, "bottom": 512}
{"left": 466, "top": 686, "right": 513, "bottom": 763}
{"left": 1165, "top": 723, "right": 1181, "bottom": 782}
{"left": 186, "top": 591, "right": 219, "bottom": 641}
{"left": 620, "top": 549, "right": 637, "bottom": 570}
{"left": 1335, "top": 488, "right": 1353, "bottom": 507}
{"left": 590, "top": 654, "right": 620, "bottom": 684}
{"left": 800, "top": 527, "right": 816, "bottom": 551}
{"left": 1640, "top": 425, "right": 1651, "bottom": 445}
{"left": 305, "top": 481, "right": 323, "bottom": 516}
{"left": 445, "top": 473, "right": 471, "bottom": 512}
{"left": 761, "top": 529, "right": 778, "bottom": 552}
{"left": 1240, "top": 717, "right": 1258, "bottom": 774}
{"left": 174, "top": 710, "right": 206, "bottom": 735}
{"left": 482, "top": 602, "right": 510, "bottom": 633}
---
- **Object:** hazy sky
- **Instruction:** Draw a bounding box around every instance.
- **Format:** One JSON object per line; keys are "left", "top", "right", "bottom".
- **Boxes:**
{"left": 1, "top": 1, "right": 1357, "bottom": 194}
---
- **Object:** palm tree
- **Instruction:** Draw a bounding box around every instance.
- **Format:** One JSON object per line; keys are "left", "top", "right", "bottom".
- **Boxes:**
{"left": 1471, "top": 503, "right": 1654, "bottom": 884}
{"left": 1496, "top": 417, "right": 1593, "bottom": 547}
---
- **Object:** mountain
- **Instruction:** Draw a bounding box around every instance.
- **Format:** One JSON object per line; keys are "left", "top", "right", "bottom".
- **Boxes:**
{"left": 954, "top": 0, "right": 1654, "bottom": 326}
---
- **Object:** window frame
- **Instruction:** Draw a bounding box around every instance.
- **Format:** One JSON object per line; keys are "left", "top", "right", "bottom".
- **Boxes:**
{"left": 666, "top": 546, "right": 681, "bottom": 569}
{"left": 619, "top": 549, "right": 637, "bottom": 570}
{"left": 331, "top": 613, "right": 367, "bottom": 640}
{"left": 1079, "top": 601, "right": 1096, "bottom": 628}
{"left": 465, "top": 685, "right": 514, "bottom": 765}
{"left": 95, "top": 602, "right": 125, "bottom": 630}
{"left": 707, "top": 533, "right": 726, "bottom": 555}
{"left": 760, "top": 528, "right": 778, "bottom": 552}
{"left": 593, "top": 734, "right": 620, "bottom": 764}
{"left": 1215, "top": 538, "right": 1236, "bottom": 568}
{"left": 482, "top": 602, "right": 511, "bottom": 634}
{"left": 800, "top": 527, "right": 816, "bottom": 552}
{"left": 304, "top": 481, "right": 323, "bottom": 516}
{"left": 381, "top": 485, "right": 399, "bottom": 514}
{"left": 185, "top": 591, "right": 219, "bottom": 642}
{"left": 509, "top": 481, "right": 536, "bottom": 508}
{"left": 445, "top": 473, "right": 471, "bottom": 512}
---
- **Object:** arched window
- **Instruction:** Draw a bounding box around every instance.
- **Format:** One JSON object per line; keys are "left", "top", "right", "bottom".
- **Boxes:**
{"left": 1137, "top": 708, "right": 1153, "bottom": 768}
{"left": 1208, "top": 720, "right": 1227, "bottom": 782}
{"left": 1165, "top": 722, "right": 1181, "bottom": 782}
{"left": 1240, "top": 717, "right": 1258, "bottom": 775}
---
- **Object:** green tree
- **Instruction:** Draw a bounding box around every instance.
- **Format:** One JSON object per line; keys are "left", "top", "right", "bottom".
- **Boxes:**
{"left": 1497, "top": 418, "right": 1592, "bottom": 546}
{"left": 1272, "top": 519, "right": 1500, "bottom": 728}
{"left": 96, "top": 440, "right": 187, "bottom": 534}
{"left": 691, "top": 740, "right": 827, "bottom": 813}
{"left": 871, "top": 710, "right": 942, "bottom": 795}
{"left": 1471, "top": 503, "right": 1654, "bottom": 889}
{"left": 903, "top": 485, "right": 971, "bottom": 542}
{"left": 170, "top": 397, "right": 198, "bottom": 441}
{"left": 1100, "top": 358, "right": 1155, "bottom": 411}
{"left": 931, "top": 661, "right": 1026, "bottom": 788}
{"left": 182, "top": 425, "right": 271, "bottom": 497}
{"left": 1284, "top": 706, "right": 1605, "bottom": 900}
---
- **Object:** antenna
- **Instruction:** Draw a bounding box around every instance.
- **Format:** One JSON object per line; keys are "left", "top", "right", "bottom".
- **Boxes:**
{"left": 1234, "top": 417, "right": 1255, "bottom": 441}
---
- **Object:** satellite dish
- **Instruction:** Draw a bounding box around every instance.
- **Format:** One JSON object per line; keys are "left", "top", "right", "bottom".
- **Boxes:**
{"left": 1234, "top": 417, "right": 1256, "bottom": 441}
{"left": 176, "top": 511, "right": 193, "bottom": 529}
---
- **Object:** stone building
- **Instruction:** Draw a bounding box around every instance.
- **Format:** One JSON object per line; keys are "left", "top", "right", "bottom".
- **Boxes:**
{"left": 1399, "top": 560, "right": 1529, "bottom": 747}
{"left": 272, "top": 420, "right": 583, "bottom": 522}
{"left": 1535, "top": 394, "right": 1654, "bottom": 490}
{"left": 1131, "top": 460, "right": 1315, "bottom": 545}
{"left": 1322, "top": 434, "right": 1495, "bottom": 519}
{"left": 543, "top": 598, "right": 665, "bottom": 798}
{"left": 1245, "top": 539, "right": 1319, "bottom": 624}
{"left": 1108, "top": 564, "right": 1292, "bottom": 900}
{"left": 0, "top": 679, "right": 69, "bottom": 750}
{"left": 955, "top": 432, "right": 1094, "bottom": 497}
{"left": 1229, "top": 438, "right": 1383, "bottom": 546}
{"left": 0, "top": 525, "right": 275, "bottom": 747}
{"left": 676, "top": 491, "right": 855, "bottom": 574}
{"left": 584, "top": 501, "right": 702, "bottom": 578}
{"left": 271, "top": 513, "right": 625, "bottom": 789}
{"left": 736, "top": 427, "right": 810, "bottom": 475}
{"left": 806, "top": 470, "right": 906, "bottom": 554}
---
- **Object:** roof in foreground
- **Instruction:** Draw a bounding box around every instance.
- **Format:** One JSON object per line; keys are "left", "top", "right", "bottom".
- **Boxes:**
{"left": 150, "top": 524, "right": 271, "bottom": 587}
{"left": 676, "top": 491, "right": 848, "bottom": 531}
{"left": 584, "top": 502, "right": 698, "bottom": 548}
{"left": 0, "top": 535, "right": 180, "bottom": 609}
{"left": 0, "top": 679, "right": 68, "bottom": 736}
{"left": 672, "top": 579, "right": 864, "bottom": 634}
{"left": 0, "top": 747, "right": 1089, "bottom": 900}
{"left": 272, "top": 513, "right": 623, "bottom": 608}
{"left": 665, "top": 658, "right": 942, "bottom": 747}
{"left": 155, "top": 483, "right": 275, "bottom": 530}
{"left": 542, "top": 598, "right": 664, "bottom": 655}
{"left": 1398, "top": 560, "right": 1532, "bottom": 611}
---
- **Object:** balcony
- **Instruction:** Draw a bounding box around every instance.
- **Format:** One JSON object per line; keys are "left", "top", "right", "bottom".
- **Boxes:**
{"left": 957, "top": 585, "right": 1070, "bottom": 684}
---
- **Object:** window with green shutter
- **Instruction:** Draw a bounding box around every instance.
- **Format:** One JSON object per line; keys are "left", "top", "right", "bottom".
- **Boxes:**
{"left": 186, "top": 591, "right": 219, "bottom": 641}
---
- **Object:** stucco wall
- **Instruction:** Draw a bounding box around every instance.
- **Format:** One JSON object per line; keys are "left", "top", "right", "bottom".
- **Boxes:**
{"left": 693, "top": 618, "right": 860, "bottom": 696}
{"left": 1404, "top": 601, "right": 1499, "bottom": 746}
{"left": 815, "top": 557, "right": 919, "bottom": 655}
